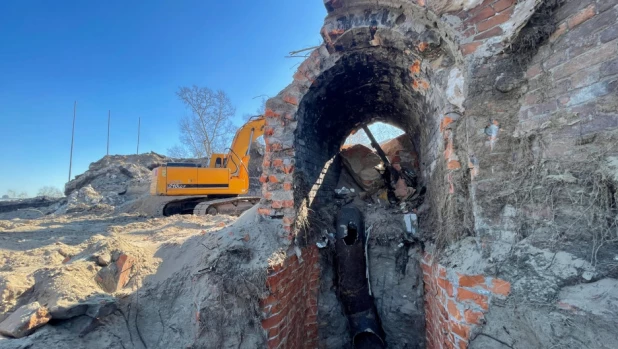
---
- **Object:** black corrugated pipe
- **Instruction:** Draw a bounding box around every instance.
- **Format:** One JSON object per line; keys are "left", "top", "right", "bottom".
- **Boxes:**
{"left": 335, "top": 207, "right": 385, "bottom": 348}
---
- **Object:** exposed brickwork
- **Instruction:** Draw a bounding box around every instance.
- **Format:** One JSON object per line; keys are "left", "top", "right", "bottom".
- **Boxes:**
{"left": 257, "top": 0, "right": 618, "bottom": 347}
{"left": 421, "top": 251, "right": 511, "bottom": 349}
{"left": 259, "top": 0, "right": 546, "bottom": 244}
{"left": 260, "top": 246, "right": 320, "bottom": 349}
{"left": 452, "top": 0, "right": 525, "bottom": 57}
{"left": 517, "top": 0, "right": 618, "bottom": 137}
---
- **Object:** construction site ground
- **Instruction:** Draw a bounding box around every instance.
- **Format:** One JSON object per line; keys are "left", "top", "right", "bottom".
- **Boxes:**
{"left": 0, "top": 202, "right": 283, "bottom": 349}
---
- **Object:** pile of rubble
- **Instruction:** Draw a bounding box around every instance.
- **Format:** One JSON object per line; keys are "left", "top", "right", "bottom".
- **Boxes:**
{"left": 338, "top": 134, "right": 425, "bottom": 228}
{"left": 0, "top": 206, "right": 281, "bottom": 349}
{"left": 317, "top": 134, "right": 428, "bottom": 348}
{"left": 0, "top": 235, "right": 153, "bottom": 340}
{"left": 59, "top": 152, "right": 169, "bottom": 214}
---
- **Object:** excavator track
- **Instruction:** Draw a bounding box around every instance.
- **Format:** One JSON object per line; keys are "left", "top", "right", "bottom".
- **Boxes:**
{"left": 193, "top": 197, "right": 261, "bottom": 216}
{"left": 151, "top": 196, "right": 261, "bottom": 217}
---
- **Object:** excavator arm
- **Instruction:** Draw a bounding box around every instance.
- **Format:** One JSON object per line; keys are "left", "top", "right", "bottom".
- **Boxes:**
{"left": 225, "top": 116, "right": 265, "bottom": 176}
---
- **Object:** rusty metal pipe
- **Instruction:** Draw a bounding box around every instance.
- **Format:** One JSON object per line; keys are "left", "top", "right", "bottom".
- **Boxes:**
{"left": 335, "top": 207, "right": 385, "bottom": 348}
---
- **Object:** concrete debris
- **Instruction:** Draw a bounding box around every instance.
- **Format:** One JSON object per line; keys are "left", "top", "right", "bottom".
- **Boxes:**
{"left": 64, "top": 152, "right": 167, "bottom": 197}
{"left": 403, "top": 213, "right": 418, "bottom": 237}
{"left": 0, "top": 275, "right": 34, "bottom": 323}
{"left": 446, "top": 68, "right": 466, "bottom": 111}
{"left": 0, "top": 302, "right": 51, "bottom": 338}
{"left": 335, "top": 187, "right": 355, "bottom": 196}
{"left": 56, "top": 185, "right": 114, "bottom": 215}
{"left": 95, "top": 253, "right": 134, "bottom": 293}
{"left": 340, "top": 144, "right": 385, "bottom": 194}
{"left": 558, "top": 278, "right": 618, "bottom": 321}
{"left": 49, "top": 295, "right": 117, "bottom": 320}
{"left": 247, "top": 141, "right": 265, "bottom": 196}
{"left": 380, "top": 134, "right": 419, "bottom": 172}
{"left": 0, "top": 197, "right": 65, "bottom": 220}
{"left": 494, "top": 73, "right": 524, "bottom": 93}
{"left": 582, "top": 271, "right": 595, "bottom": 281}
{"left": 94, "top": 253, "right": 111, "bottom": 267}
{"left": 316, "top": 238, "right": 329, "bottom": 249}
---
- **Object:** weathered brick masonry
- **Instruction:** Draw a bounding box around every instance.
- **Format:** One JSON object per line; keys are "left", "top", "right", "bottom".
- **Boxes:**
{"left": 422, "top": 250, "right": 511, "bottom": 349}
{"left": 260, "top": 246, "right": 320, "bottom": 349}
{"left": 258, "top": 0, "right": 618, "bottom": 348}
{"left": 518, "top": 0, "right": 618, "bottom": 137}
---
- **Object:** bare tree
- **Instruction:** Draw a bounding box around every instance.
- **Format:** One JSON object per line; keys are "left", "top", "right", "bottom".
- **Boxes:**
{"left": 17, "top": 192, "right": 28, "bottom": 199}
{"left": 5, "top": 190, "right": 16, "bottom": 198}
{"left": 167, "top": 144, "right": 190, "bottom": 159}
{"left": 168, "top": 86, "right": 236, "bottom": 159}
{"left": 243, "top": 96, "right": 268, "bottom": 120}
{"left": 37, "top": 186, "right": 64, "bottom": 198}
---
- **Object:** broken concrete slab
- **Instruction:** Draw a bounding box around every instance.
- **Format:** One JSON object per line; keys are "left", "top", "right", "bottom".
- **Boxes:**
{"left": 380, "top": 134, "right": 419, "bottom": 172}
{"left": 0, "top": 302, "right": 51, "bottom": 338}
{"left": 340, "top": 144, "right": 384, "bottom": 194}
{"left": 49, "top": 295, "right": 117, "bottom": 320}
{"left": 0, "top": 274, "right": 35, "bottom": 322}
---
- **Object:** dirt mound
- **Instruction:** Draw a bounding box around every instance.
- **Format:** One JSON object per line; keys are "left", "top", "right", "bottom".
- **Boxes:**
{"left": 0, "top": 198, "right": 65, "bottom": 220}
{"left": 55, "top": 185, "right": 114, "bottom": 215}
{"left": 0, "top": 205, "right": 283, "bottom": 348}
{"left": 0, "top": 234, "right": 154, "bottom": 340}
{"left": 64, "top": 152, "right": 169, "bottom": 206}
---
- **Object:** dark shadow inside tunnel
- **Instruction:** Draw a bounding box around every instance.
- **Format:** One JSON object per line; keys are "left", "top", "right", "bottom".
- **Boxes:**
{"left": 292, "top": 37, "right": 440, "bottom": 349}
{"left": 293, "top": 45, "right": 434, "bottom": 235}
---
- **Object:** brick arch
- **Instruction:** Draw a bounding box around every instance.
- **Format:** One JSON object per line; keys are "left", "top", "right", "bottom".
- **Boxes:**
{"left": 258, "top": 0, "right": 543, "bottom": 243}
{"left": 259, "top": 2, "right": 471, "bottom": 243}
{"left": 257, "top": 2, "right": 553, "bottom": 348}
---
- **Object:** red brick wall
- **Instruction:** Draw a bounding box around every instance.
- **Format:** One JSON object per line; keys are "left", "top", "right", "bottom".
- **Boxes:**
{"left": 421, "top": 251, "right": 511, "bottom": 349}
{"left": 453, "top": 0, "right": 519, "bottom": 56}
{"left": 518, "top": 0, "right": 618, "bottom": 138}
{"left": 260, "top": 246, "right": 320, "bottom": 349}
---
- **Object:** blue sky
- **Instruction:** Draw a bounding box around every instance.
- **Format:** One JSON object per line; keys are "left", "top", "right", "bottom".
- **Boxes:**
{"left": 0, "top": 1, "right": 325, "bottom": 196}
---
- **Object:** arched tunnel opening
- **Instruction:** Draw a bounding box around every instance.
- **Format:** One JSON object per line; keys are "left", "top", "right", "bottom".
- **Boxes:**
{"left": 291, "top": 33, "right": 446, "bottom": 348}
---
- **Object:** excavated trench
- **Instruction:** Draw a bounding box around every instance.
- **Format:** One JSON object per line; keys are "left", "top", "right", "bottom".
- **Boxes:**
{"left": 291, "top": 38, "right": 448, "bottom": 348}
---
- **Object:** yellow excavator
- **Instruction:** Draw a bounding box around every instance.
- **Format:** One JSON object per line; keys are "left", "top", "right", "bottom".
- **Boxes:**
{"left": 150, "top": 116, "right": 265, "bottom": 216}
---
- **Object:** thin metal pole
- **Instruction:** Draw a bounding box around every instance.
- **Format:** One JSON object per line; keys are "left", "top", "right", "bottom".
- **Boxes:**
{"left": 68, "top": 101, "right": 76, "bottom": 182}
{"left": 362, "top": 125, "right": 390, "bottom": 167}
{"left": 137, "top": 117, "right": 141, "bottom": 155}
{"left": 107, "top": 110, "right": 110, "bottom": 156}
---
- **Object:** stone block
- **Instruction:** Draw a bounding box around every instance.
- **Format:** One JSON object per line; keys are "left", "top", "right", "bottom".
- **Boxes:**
{"left": 0, "top": 302, "right": 51, "bottom": 338}
{"left": 339, "top": 144, "right": 384, "bottom": 194}
{"left": 95, "top": 253, "right": 134, "bottom": 293}
{"left": 553, "top": 40, "right": 616, "bottom": 80}
{"left": 566, "top": 81, "right": 614, "bottom": 107}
